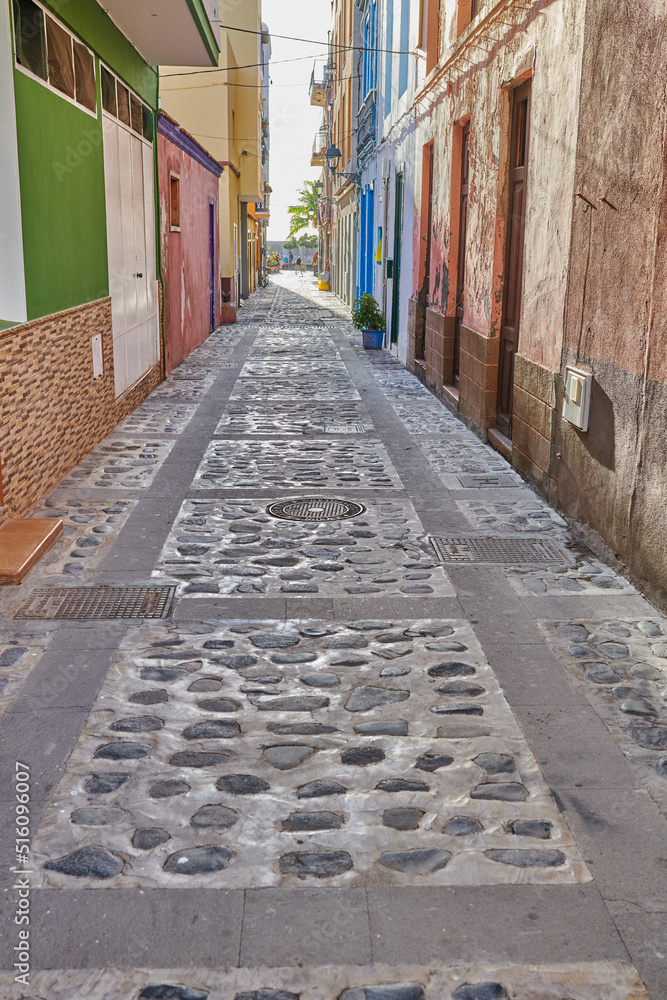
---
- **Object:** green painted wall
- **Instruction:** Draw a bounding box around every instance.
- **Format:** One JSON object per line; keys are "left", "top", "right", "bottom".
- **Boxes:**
{"left": 14, "top": 72, "right": 108, "bottom": 320}
{"left": 11, "top": 0, "right": 159, "bottom": 320}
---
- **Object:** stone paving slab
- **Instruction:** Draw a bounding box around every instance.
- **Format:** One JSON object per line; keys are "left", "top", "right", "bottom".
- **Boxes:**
{"left": 455, "top": 496, "right": 569, "bottom": 536}
{"left": 418, "top": 438, "right": 515, "bottom": 476}
{"left": 150, "top": 375, "right": 218, "bottom": 402}
{"left": 0, "top": 961, "right": 649, "bottom": 999}
{"left": 0, "top": 627, "right": 52, "bottom": 721}
{"left": 215, "top": 400, "right": 374, "bottom": 436}
{"left": 28, "top": 498, "right": 136, "bottom": 581}
{"left": 29, "top": 618, "right": 588, "bottom": 889}
{"left": 231, "top": 374, "right": 361, "bottom": 400}
{"left": 240, "top": 360, "right": 350, "bottom": 378}
{"left": 538, "top": 618, "right": 667, "bottom": 815}
{"left": 153, "top": 499, "right": 455, "bottom": 599}
{"left": 115, "top": 401, "right": 200, "bottom": 437}
{"left": 192, "top": 440, "right": 402, "bottom": 491}
{"left": 57, "top": 438, "right": 174, "bottom": 491}
{"left": 507, "top": 555, "right": 638, "bottom": 597}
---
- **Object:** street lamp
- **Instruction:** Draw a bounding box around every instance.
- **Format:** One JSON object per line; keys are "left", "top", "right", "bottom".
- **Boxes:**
{"left": 325, "top": 145, "right": 342, "bottom": 171}
{"left": 324, "top": 145, "right": 359, "bottom": 186}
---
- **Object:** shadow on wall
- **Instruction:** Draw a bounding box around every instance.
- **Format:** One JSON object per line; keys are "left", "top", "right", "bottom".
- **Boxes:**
{"left": 583, "top": 377, "right": 616, "bottom": 472}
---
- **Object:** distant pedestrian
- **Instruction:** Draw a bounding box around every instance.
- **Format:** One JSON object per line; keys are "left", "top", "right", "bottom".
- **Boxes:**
{"left": 288, "top": 251, "right": 293, "bottom": 267}
{"left": 296, "top": 255, "right": 302, "bottom": 275}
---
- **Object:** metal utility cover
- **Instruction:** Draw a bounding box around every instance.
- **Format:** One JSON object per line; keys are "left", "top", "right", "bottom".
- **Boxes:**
{"left": 457, "top": 474, "right": 520, "bottom": 488}
{"left": 429, "top": 535, "right": 565, "bottom": 564}
{"left": 267, "top": 498, "right": 366, "bottom": 522}
{"left": 323, "top": 424, "right": 370, "bottom": 434}
{"left": 15, "top": 586, "right": 176, "bottom": 620}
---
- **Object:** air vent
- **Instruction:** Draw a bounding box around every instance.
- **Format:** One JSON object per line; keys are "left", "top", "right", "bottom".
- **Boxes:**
{"left": 456, "top": 474, "right": 520, "bottom": 488}
{"left": 323, "top": 424, "right": 371, "bottom": 434}
{"left": 429, "top": 536, "right": 565, "bottom": 564}
{"left": 15, "top": 586, "right": 176, "bottom": 620}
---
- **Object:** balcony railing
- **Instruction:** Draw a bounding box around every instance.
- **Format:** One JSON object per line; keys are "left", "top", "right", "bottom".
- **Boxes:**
{"left": 309, "top": 65, "right": 328, "bottom": 107}
{"left": 356, "top": 91, "right": 376, "bottom": 168}
{"left": 311, "top": 130, "right": 328, "bottom": 167}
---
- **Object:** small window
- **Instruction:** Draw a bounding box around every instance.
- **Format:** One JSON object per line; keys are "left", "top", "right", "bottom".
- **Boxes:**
{"left": 170, "top": 175, "right": 180, "bottom": 230}
{"left": 46, "top": 15, "right": 74, "bottom": 98}
{"left": 142, "top": 104, "right": 153, "bottom": 141}
{"left": 117, "top": 82, "right": 130, "bottom": 126}
{"left": 13, "top": 0, "right": 47, "bottom": 80}
{"left": 74, "top": 39, "right": 96, "bottom": 112}
{"left": 130, "top": 93, "right": 143, "bottom": 134}
{"left": 101, "top": 65, "right": 116, "bottom": 115}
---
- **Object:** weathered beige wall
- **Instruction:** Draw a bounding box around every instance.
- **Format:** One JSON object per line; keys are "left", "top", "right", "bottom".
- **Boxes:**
{"left": 553, "top": 0, "right": 667, "bottom": 608}
{"left": 416, "top": 0, "right": 584, "bottom": 375}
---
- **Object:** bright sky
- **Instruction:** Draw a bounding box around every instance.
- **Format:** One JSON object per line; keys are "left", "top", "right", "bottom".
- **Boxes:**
{"left": 263, "top": 0, "right": 332, "bottom": 241}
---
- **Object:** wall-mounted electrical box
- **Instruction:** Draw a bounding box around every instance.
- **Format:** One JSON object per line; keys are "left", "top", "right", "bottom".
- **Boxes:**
{"left": 562, "top": 366, "right": 592, "bottom": 431}
{"left": 91, "top": 334, "right": 103, "bottom": 379}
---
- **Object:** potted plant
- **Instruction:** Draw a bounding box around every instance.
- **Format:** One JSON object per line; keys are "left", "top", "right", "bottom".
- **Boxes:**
{"left": 352, "top": 293, "right": 386, "bottom": 349}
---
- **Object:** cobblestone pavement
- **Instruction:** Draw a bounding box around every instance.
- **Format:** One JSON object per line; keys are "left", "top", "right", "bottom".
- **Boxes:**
{"left": 0, "top": 274, "right": 665, "bottom": 999}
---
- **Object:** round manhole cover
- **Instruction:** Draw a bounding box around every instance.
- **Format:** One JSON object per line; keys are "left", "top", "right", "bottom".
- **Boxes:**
{"left": 266, "top": 498, "right": 366, "bottom": 522}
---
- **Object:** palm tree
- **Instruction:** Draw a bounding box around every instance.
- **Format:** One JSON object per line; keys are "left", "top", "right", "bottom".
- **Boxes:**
{"left": 287, "top": 180, "right": 319, "bottom": 237}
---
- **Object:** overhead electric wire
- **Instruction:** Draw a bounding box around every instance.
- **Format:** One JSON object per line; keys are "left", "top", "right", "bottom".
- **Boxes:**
{"left": 162, "top": 74, "right": 362, "bottom": 91}
{"left": 214, "top": 22, "right": 413, "bottom": 55}
{"left": 160, "top": 52, "right": 327, "bottom": 78}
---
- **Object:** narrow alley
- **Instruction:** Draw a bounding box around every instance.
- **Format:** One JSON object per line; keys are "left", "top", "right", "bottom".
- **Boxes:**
{"left": 0, "top": 274, "right": 665, "bottom": 999}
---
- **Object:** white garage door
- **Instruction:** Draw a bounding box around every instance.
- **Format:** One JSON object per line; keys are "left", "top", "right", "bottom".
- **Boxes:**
{"left": 102, "top": 76, "right": 159, "bottom": 399}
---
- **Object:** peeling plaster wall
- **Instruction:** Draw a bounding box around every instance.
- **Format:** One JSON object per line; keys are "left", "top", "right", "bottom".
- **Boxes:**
{"left": 414, "top": 0, "right": 584, "bottom": 372}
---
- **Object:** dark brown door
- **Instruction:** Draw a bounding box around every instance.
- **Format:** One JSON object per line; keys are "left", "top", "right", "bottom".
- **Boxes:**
{"left": 497, "top": 80, "right": 531, "bottom": 436}
{"left": 417, "top": 143, "right": 434, "bottom": 360}
{"left": 454, "top": 121, "right": 470, "bottom": 387}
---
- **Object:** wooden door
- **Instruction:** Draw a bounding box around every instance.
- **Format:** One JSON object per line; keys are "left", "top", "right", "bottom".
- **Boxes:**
{"left": 103, "top": 114, "right": 159, "bottom": 398}
{"left": 454, "top": 121, "right": 470, "bottom": 387}
{"left": 417, "top": 143, "right": 434, "bottom": 361}
{"left": 497, "top": 80, "right": 531, "bottom": 436}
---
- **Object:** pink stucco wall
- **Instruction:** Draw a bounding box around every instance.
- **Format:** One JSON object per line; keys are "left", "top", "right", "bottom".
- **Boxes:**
{"left": 158, "top": 131, "right": 221, "bottom": 376}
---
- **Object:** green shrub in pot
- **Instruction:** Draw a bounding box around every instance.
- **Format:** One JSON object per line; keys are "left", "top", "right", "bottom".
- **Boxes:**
{"left": 351, "top": 293, "right": 386, "bottom": 332}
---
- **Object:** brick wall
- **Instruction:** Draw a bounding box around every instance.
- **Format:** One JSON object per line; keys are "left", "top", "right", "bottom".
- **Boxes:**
{"left": 0, "top": 297, "right": 161, "bottom": 520}
{"left": 458, "top": 325, "right": 500, "bottom": 431}
{"left": 512, "top": 352, "right": 558, "bottom": 492}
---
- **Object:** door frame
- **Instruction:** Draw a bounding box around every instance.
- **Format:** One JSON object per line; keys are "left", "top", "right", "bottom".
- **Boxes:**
{"left": 453, "top": 119, "right": 471, "bottom": 387}
{"left": 496, "top": 79, "right": 531, "bottom": 437}
{"left": 390, "top": 170, "right": 404, "bottom": 346}
{"left": 102, "top": 107, "right": 158, "bottom": 399}
{"left": 208, "top": 198, "right": 215, "bottom": 331}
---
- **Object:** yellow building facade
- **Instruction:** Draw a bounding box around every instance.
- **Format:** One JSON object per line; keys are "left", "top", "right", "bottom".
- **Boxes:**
{"left": 160, "top": 3, "right": 268, "bottom": 308}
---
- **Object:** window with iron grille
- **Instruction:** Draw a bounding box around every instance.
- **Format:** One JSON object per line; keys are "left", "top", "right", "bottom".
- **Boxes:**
{"left": 13, "top": 0, "right": 96, "bottom": 116}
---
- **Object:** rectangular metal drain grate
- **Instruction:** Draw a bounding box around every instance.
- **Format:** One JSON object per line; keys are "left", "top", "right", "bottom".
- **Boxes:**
{"left": 457, "top": 474, "right": 520, "bottom": 489}
{"left": 15, "top": 586, "right": 176, "bottom": 621}
{"left": 429, "top": 535, "right": 564, "bottom": 564}
{"left": 323, "top": 424, "right": 371, "bottom": 434}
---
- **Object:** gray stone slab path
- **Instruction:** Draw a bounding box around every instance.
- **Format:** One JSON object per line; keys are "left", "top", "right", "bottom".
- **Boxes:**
{"left": 0, "top": 273, "right": 665, "bottom": 1000}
